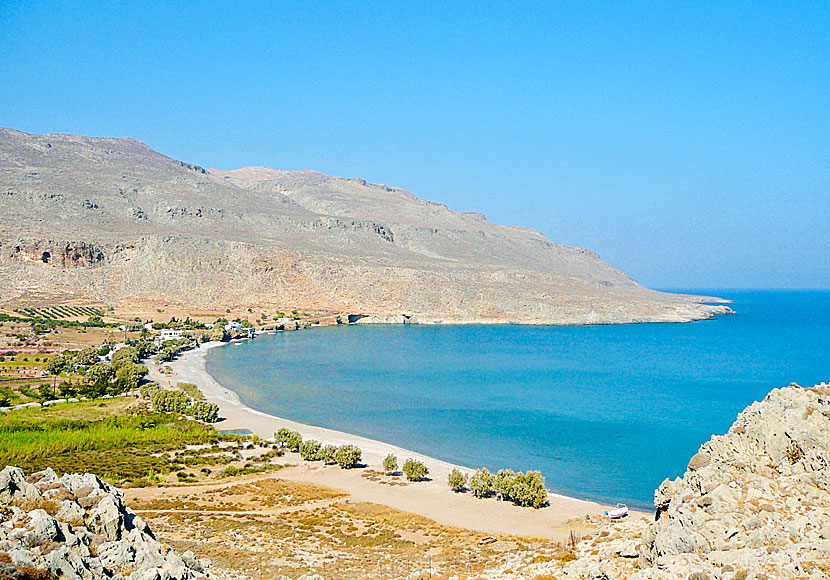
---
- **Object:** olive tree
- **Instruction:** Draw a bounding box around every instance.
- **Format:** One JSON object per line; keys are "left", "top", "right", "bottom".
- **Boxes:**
{"left": 402, "top": 458, "right": 429, "bottom": 482}
{"left": 300, "top": 439, "right": 323, "bottom": 461}
{"left": 275, "top": 428, "right": 303, "bottom": 451}
{"left": 320, "top": 444, "right": 338, "bottom": 464}
{"left": 447, "top": 468, "right": 468, "bottom": 492}
{"left": 191, "top": 400, "right": 219, "bottom": 423}
{"left": 382, "top": 453, "right": 398, "bottom": 474}
{"left": 335, "top": 445, "right": 362, "bottom": 469}
{"left": 468, "top": 467, "right": 495, "bottom": 498}
{"left": 495, "top": 469, "right": 517, "bottom": 501}
{"left": 509, "top": 471, "right": 548, "bottom": 508}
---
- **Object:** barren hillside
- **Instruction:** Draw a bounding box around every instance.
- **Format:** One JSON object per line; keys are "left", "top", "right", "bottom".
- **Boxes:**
{"left": 0, "top": 128, "right": 729, "bottom": 323}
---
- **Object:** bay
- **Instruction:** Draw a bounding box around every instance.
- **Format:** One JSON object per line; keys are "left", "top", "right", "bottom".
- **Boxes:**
{"left": 205, "top": 290, "right": 829, "bottom": 509}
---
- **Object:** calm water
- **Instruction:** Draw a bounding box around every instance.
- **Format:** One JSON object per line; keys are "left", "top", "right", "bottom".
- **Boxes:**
{"left": 206, "top": 291, "right": 829, "bottom": 509}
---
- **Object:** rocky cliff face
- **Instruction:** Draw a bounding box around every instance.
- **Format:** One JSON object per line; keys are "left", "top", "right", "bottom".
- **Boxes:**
{"left": 0, "top": 128, "right": 729, "bottom": 323}
{"left": 0, "top": 466, "right": 210, "bottom": 580}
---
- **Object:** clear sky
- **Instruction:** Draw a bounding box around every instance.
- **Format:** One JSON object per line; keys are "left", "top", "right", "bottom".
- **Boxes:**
{"left": 1, "top": 2, "right": 827, "bottom": 289}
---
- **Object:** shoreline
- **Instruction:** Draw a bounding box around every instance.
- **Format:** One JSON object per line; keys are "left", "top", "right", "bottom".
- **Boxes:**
{"left": 147, "top": 340, "right": 650, "bottom": 538}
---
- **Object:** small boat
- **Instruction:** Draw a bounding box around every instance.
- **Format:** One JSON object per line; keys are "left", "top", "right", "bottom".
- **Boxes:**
{"left": 604, "top": 503, "right": 629, "bottom": 519}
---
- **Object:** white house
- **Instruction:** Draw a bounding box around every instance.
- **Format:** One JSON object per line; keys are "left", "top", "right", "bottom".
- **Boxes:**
{"left": 155, "top": 329, "right": 184, "bottom": 345}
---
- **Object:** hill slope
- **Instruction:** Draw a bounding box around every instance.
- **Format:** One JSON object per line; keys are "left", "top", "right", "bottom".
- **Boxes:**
{"left": 0, "top": 128, "right": 728, "bottom": 323}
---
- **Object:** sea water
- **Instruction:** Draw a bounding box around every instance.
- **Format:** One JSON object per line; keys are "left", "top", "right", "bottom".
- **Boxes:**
{"left": 205, "top": 291, "right": 830, "bottom": 509}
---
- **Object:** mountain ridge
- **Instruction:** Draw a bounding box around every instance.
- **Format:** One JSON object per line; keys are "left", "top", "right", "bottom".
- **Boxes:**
{"left": 0, "top": 127, "right": 729, "bottom": 323}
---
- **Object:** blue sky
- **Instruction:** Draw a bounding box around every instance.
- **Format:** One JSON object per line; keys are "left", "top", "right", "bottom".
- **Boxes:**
{"left": 1, "top": 2, "right": 827, "bottom": 289}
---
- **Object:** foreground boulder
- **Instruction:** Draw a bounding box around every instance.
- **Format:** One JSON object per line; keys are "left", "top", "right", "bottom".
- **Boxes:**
{"left": 0, "top": 467, "right": 211, "bottom": 580}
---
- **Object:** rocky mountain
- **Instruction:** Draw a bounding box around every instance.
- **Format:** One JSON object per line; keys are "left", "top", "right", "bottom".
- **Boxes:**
{"left": 0, "top": 128, "right": 729, "bottom": 323}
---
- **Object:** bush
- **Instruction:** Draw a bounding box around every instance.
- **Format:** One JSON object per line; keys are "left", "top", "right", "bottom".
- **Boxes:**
{"left": 469, "top": 467, "right": 495, "bottom": 498}
{"left": 320, "top": 444, "right": 337, "bottom": 464}
{"left": 402, "top": 458, "right": 429, "bottom": 482}
{"left": 382, "top": 453, "right": 398, "bottom": 474}
{"left": 335, "top": 445, "right": 362, "bottom": 469}
{"left": 139, "top": 382, "right": 161, "bottom": 399}
{"left": 299, "top": 439, "right": 323, "bottom": 461}
{"left": 495, "top": 468, "right": 517, "bottom": 501}
{"left": 191, "top": 400, "right": 219, "bottom": 423}
{"left": 275, "top": 428, "right": 302, "bottom": 451}
{"left": 509, "top": 471, "right": 548, "bottom": 508}
{"left": 447, "top": 468, "right": 467, "bottom": 492}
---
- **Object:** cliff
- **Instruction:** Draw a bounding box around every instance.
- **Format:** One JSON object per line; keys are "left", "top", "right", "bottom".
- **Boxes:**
{"left": 0, "top": 128, "right": 729, "bottom": 323}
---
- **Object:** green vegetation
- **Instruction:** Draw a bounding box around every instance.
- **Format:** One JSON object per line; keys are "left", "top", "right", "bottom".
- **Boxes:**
{"left": 320, "top": 444, "right": 337, "bottom": 464}
{"left": 402, "top": 458, "right": 429, "bottom": 482}
{"left": 299, "top": 439, "right": 323, "bottom": 461}
{"left": 150, "top": 388, "right": 219, "bottom": 423}
{"left": 468, "top": 467, "right": 495, "bottom": 498}
{"left": 0, "top": 399, "right": 231, "bottom": 484}
{"left": 455, "top": 466, "right": 548, "bottom": 508}
{"left": 382, "top": 453, "right": 398, "bottom": 474}
{"left": 275, "top": 428, "right": 303, "bottom": 451}
{"left": 335, "top": 444, "right": 362, "bottom": 469}
{"left": 447, "top": 468, "right": 467, "bottom": 492}
{"left": 177, "top": 381, "right": 204, "bottom": 400}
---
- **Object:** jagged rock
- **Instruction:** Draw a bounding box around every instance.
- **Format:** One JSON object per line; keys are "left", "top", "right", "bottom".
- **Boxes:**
{"left": 0, "top": 466, "right": 42, "bottom": 502}
{"left": 56, "top": 500, "right": 85, "bottom": 524}
{"left": 1, "top": 468, "right": 208, "bottom": 580}
{"left": 87, "top": 494, "right": 125, "bottom": 541}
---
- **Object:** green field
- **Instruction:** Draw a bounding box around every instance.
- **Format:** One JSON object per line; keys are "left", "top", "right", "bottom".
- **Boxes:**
{"left": 0, "top": 399, "right": 239, "bottom": 485}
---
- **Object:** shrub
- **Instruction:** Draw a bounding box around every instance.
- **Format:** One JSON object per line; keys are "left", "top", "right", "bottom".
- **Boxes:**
{"left": 320, "top": 444, "right": 337, "bottom": 464}
{"left": 191, "top": 400, "right": 219, "bottom": 423}
{"left": 335, "top": 445, "right": 362, "bottom": 469}
{"left": 299, "top": 439, "right": 323, "bottom": 461}
{"left": 275, "top": 428, "right": 303, "bottom": 451}
{"left": 509, "top": 471, "right": 548, "bottom": 508}
{"left": 382, "top": 453, "right": 398, "bottom": 474}
{"left": 495, "top": 468, "right": 517, "bottom": 501}
{"left": 468, "top": 467, "right": 495, "bottom": 498}
{"left": 447, "top": 468, "right": 467, "bottom": 492}
{"left": 402, "top": 458, "right": 429, "bottom": 482}
{"left": 139, "top": 382, "right": 161, "bottom": 399}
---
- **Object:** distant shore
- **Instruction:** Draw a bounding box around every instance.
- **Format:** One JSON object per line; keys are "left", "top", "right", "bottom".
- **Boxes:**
{"left": 147, "top": 340, "right": 648, "bottom": 538}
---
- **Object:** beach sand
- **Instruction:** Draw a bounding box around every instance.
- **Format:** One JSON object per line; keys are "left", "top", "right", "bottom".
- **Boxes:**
{"left": 147, "top": 340, "right": 649, "bottom": 538}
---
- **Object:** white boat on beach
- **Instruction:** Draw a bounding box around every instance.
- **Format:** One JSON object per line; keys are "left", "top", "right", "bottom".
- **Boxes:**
{"left": 604, "top": 503, "right": 629, "bottom": 519}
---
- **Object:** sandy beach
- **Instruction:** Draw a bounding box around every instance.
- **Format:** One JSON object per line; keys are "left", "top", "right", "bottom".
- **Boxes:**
{"left": 147, "top": 340, "right": 649, "bottom": 539}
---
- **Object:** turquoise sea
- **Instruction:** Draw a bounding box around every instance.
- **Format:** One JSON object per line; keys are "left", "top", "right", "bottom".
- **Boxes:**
{"left": 206, "top": 291, "right": 830, "bottom": 510}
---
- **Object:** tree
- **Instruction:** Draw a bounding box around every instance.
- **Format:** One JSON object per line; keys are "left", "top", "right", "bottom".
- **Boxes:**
{"left": 46, "top": 354, "right": 70, "bottom": 376}
{"left": 447, "top": 468, "right": 468, "bottom": 492}
{"left": 402, "top": 458, "right": 429, "bottom": 482}
{"left": 300, "top": 439, "right": 323, "bottom": 461}
{"left": 382, "top": 453, "right": 398, "bottom": 474}
{"left": 275, "top": 428, "right": 303, "bottom": 451}
{"left": 152, "top": 390, "right": 190, "bottom": 413}
{"left": 509, "top": 471, "right": 548, "bottom": 508}
{"left": 191, "top": 400, "right": 219, "bottom": 422}
{"left": 468, "top": 468, "right": 495, "bottom": 498}
{"left": 115, "top": 361, "right": 148, "bottom": 392}
{"left": 335, "top": 445, "right": 362, "bottom": 469}
{"left": 495, "top": 469, "right": 517, "bottom": 501}
{"left": 111, "top": 346, "right": 138, "bottom": 370}
{"left": 83, "top": 363, "right": 115, "bottom": 398}
{"left": 36, "top": 384, "right": 56, "bottom": 404}
{"left": 73, "top": 346, "right": 99, "bottom": 366}
{"left": 320, "top": 444, "right": 337, "bottom": 464}
{"left": 57, "top": 381, "right": 76, "bottom": 399}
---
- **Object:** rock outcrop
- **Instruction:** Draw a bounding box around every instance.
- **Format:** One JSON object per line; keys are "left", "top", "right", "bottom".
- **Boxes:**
{"left": 0, "top": 467, "right": 211, "bottom": 580}
{"left": 471, "top": 383, "right": 830, "bottom": 579}
{"left": 0, "top": 127, "right": 730, "bottom": 324}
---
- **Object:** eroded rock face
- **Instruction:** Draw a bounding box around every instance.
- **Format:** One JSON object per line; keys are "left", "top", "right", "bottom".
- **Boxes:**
{"left": 0, "top": 466, "right": 210, "bottom": 580}
{"left": 641, "top": 384, "right": 830, "bottom": 572}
